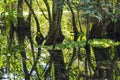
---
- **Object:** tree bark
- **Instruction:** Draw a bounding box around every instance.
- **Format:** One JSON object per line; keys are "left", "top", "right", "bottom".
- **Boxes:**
{"left": 49, "top": 50, "right": 69, "bottom": 80}
{"left": 44, "top": 0, "right": 69, "bottom": 80}
{"left": 16, "top": 0, "right": 30, "bottom": 80}
{"left": 89, "top": 23, "right": 112, "bottom": 79}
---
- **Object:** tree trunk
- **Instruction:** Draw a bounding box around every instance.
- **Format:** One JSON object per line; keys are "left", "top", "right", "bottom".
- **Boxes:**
{"left": 44, "top": 0, "right": 69, "bottom": 80}
{"left": 49, "top": 50, "right": 69, "bottom": 80}
{"left": 16, "top": 0, "right": 30, "bottom": 80}
{"left": 106, "top": 21, "right": 120, "bottom": 60}
{"left": 90, "top": 23, "right": 112, "bottom": 79}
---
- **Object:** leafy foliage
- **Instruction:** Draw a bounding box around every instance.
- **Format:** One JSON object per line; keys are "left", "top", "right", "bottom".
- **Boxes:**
{"left": 0, "top": 0, "right": 120, "bottom": 80}
{"left": 37, "top": 39, "right": 120, "bottom": 50}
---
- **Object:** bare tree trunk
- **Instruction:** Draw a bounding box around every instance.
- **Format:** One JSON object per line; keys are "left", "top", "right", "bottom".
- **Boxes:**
{"left": 49, "top": 50, "right": 68, "bottom": 80}
{"left": 90, "top": 23, "right": 112, "bottom": 79}
{"left": 16, "top": 0, "right": 30, "bottom": 80}
{"left": 44, "top": 0, "right": 69, "bottom": 80}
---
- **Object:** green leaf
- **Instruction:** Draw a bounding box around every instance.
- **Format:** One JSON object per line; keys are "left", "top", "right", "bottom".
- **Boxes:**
{"left": 89, "top": 39, "right": 120, "bottom": 48}
{"left": 10, "top": 14, "right": 17, "bottom": 24}
{"left": 94, "top": 13, "right": 102, "bottom": 22}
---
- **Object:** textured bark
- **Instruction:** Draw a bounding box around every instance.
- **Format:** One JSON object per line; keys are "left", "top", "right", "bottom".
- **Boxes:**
{"left": 106, "top": 21, "right": 120, "bottom": 60}
{"left": 44, "top": 0, "right": 69, "bottom": 80}
{"left": 49, "top": 50, "right": 69, "bottom": 80}
{"left": 90, "top": 23, "right": 112, "bottom": 79}
{"left": 17, "top": 0, "right": 30, "bottom": 80}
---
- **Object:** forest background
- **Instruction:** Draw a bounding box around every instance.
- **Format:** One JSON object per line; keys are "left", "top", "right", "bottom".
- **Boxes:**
{"left": 0, "top": 0, "right": 120, "bottom": 80}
